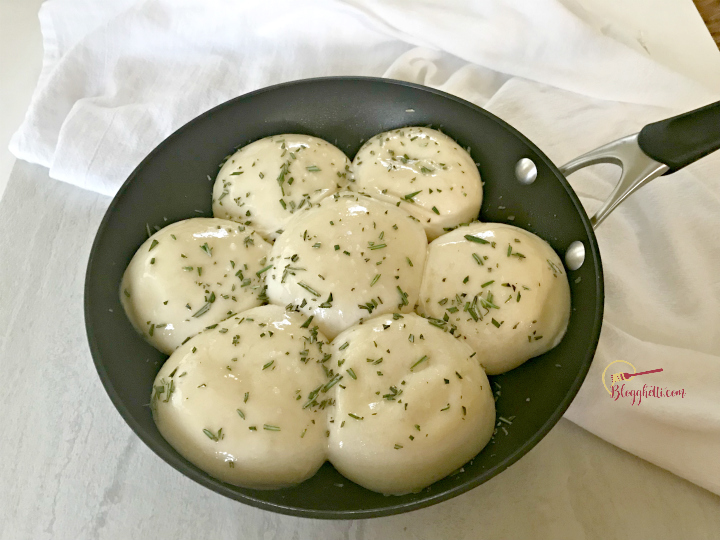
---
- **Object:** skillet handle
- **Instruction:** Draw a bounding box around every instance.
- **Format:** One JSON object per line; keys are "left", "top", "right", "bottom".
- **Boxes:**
{"left": 559, "top": 134, "right": 668, "bottom": 229}
{"left": 638, "top": 101, "right": 720, "bottom": 174}
{"left": 559, "top": 101, "right": 720, "bottom": 229}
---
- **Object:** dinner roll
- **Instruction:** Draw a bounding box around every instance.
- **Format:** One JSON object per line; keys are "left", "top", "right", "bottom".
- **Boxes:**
{"left": 352, "top": 127, "right": 481, "bottom": 240}
{"left": 151, "top": 305, "right": 330, "bottom": 489}
{"left": 121, "top": 218, "right": 271, "bottom": 354}
{"left": 265, "top": 191, "right": 428, "bottom": 339}
{"left": 418, "top": 222, "right": 571, "bottom": 375}
{"left": 326, "top": 313, "right": 495, "bottom": 495}
{"left": 212, "top": 134, "right": 352, "bottom": 241}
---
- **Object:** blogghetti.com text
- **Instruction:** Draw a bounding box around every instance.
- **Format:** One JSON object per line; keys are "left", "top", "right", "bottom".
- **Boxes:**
{"left": 610, "top": 383, "right": 686, "bottom": 406}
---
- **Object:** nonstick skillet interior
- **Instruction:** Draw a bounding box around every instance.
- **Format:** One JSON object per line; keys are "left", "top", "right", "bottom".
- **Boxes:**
{"left": 85, "top": 77, "right": 603, "bottom": 518}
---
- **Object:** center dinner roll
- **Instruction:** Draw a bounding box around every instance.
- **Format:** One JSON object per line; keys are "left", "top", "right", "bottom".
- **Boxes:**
{"left": 266, "top": 192, "right": 428, "bottom": 339}
{"left": 212, "top": 134, "right": 352, "bottom": 241}
{"left": 326, "top": 313, "right": 495, "bottom": 495}
{"left": 351, "top": 127, "right": 482, "bottom": 240}
{"left": 120, "top": 218, "right": 271, "bottom": 355}
{"left": 151, "top": 305, "right": 331, "bottom": 489}
{"left": 418, "top": 223, "right": 571, "bottom": 375}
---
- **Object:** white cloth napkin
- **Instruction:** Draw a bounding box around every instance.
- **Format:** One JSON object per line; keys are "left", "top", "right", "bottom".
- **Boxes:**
{"left": 10, "top": 0, "right": 720, "bottom": 494}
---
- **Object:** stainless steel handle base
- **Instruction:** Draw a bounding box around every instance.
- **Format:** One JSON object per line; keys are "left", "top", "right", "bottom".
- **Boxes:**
{"left": 559, "top": 134, "right": 669, "bottom": 229}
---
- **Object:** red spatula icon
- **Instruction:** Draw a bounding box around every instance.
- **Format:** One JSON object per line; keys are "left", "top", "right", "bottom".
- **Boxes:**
{"left": 611, "top": 368, "right": 663, "bottom": 385}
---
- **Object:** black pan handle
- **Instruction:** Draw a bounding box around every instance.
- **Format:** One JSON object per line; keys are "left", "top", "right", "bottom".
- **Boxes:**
{"left": 637, "top": 101, "right": 720, "bottom": 174}
{"left": 560, "top": 101, "right": 720, "bottom": 228}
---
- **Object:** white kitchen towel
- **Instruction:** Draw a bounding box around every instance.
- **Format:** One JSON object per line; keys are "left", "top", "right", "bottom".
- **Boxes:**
{"left": 10, "top": 0, "right": 718, "bottom": 196}
{"left": 9, "top": 0, "right": 720, "bottom": 494}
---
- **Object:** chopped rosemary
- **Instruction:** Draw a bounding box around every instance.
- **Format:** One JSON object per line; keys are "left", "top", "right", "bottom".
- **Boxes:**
{"left": 192, "top": 302, "right": 212, "bottom": 318}
{"left": 410, "top": 355, "right": 428, "bottom": 371}
{"left": 464, "top": 235, "right": 489, "bottom": 244}
{"left": 508, "top": 245, "right": 526, "bottom": 259}
{"left": 319, "top": 293, "right": 333, "bottom": 308}
{"left": 397, "top": 286, "right": 409, "bottom": 308}
{"left": 322, "top": 373, "right": 343, "bottom": 392}
{"left": 203, "top": 428, "right": 223, "bottom": 441}
{"left": 298, "top": 281, "right": 320, "bottom": 296}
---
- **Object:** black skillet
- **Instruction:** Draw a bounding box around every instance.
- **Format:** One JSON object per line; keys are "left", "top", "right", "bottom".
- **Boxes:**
{"left": 85, "top": 77, "right": 720, "bottom": 519}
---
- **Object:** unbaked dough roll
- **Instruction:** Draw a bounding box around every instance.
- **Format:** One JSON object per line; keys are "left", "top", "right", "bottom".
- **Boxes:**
{"left": 121, "top": 218, "right": 271, "bottom": 354}
{"left": 326, "top": 313, "right": 495, "bottom": 495}
{"left": 266, "top": 191, "right": 428, "bottom": 339}
{"left": 213, "top": 134, "right": 352, "bottom": 241}
{"left": 151, "top": 305, "right": 331, "bottom": 489}
{"left": 418, "top": 222, "right": 571, "bottom": 375}
{"left": 352, "top": 127, "right": 481, "bottom": 240}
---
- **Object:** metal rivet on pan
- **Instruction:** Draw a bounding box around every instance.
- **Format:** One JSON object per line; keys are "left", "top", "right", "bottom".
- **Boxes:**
{"left": 565, "top": 241, "right": 585, "bottom": 271}
{"left": 515, "top": 158, "right": 537, "bottom": 185}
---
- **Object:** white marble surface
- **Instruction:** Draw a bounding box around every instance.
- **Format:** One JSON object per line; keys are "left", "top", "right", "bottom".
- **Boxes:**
{"left": 1, "top": 161, "right": 719, "bottom": 540}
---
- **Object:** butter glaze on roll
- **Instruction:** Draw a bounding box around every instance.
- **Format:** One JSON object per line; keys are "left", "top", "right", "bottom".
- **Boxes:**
{"left": 326, "top": 313, "right": 495, "bottom": 495}
{"left": 120, "top": 218, "right": 271, "bottom": 354}
{"left": 352, "top": 127, "right": 482, "bottom": 240}
{"left": 418, "top": 223, "right": 571, "bottom": 375}
{"left": 265, "top": 192, "right": 428, "bottom": 339}
{"left": 212, "top": 134, "right": 353, "bottom": 241}
{"left": 151, "top": 305, "right": 330, "bottom": 489}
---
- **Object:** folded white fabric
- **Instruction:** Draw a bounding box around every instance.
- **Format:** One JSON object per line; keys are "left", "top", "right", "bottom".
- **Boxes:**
{"left": 10, "top": 0, "right": 720, "bottom": 494}
{"left": 11, "top": 0, "right": 717, "bottom": 195}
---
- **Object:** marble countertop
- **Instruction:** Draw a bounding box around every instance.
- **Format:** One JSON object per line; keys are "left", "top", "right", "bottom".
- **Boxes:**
{"left": 1, "top": 1, "right": 719, "bottom": 539}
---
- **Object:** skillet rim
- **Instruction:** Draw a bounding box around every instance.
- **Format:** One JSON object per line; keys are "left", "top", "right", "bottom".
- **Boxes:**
{"left": 84, "top": 75, "right": 604, "bottom": 519}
